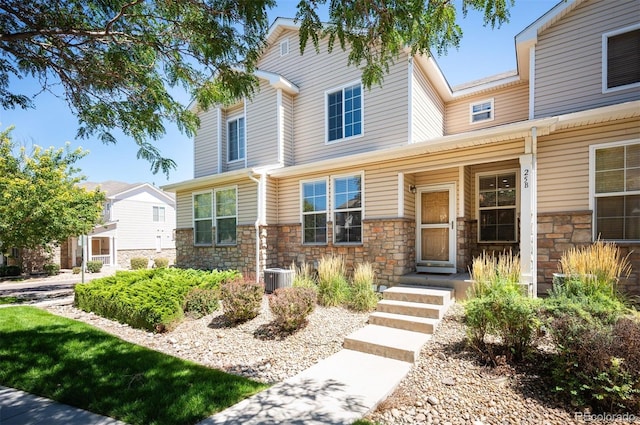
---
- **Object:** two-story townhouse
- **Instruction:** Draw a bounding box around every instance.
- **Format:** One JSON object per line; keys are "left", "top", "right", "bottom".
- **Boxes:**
{"left": 60, "top": 181, "right": 177, "bottom": 269}
{"left": 164, "top": 0, "right": 639, "bottom": 296}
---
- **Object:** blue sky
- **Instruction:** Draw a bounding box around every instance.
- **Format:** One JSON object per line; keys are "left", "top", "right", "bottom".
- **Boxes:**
{"left": 0, "top": 0, "right": 558, "bottom": 187}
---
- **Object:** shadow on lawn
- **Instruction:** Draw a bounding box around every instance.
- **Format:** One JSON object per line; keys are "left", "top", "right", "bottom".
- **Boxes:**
{"left": 0, "top": 307, "right": 267, "bottom": 425}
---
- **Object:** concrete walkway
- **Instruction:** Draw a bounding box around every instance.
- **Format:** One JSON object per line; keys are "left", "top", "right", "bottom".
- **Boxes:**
{"left": 0, "top": 386, "right": 125, "bottom": 425}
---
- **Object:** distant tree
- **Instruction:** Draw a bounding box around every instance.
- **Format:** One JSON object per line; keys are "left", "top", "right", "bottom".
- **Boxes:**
{"left": 0, "top": 0, "right": 512, "bottom": 175}
{"left": 0, "top": 128, "right": 105, "bottom": 253}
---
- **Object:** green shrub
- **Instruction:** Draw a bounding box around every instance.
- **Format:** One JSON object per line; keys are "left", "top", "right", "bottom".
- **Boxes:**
{"left": 153, "top": 257, "right": 169, "bottom": 268}
{"left": 269, "top": 287, "right": 316, "bottom": 332}
{"left": 0, "top": 265, "right": 21, "bottom": 277}
{"left": 86, "top": 261, "right": 102, "bottom": 273}
{"left": 348, "top": 262, "right": 378, "bottom": 312}
{"left": 220, "top": 278, "right": 263, "bottom": 323}
{"left": 72, "top": 266, "right": 81, "bottom": 274}
{"left": 183, "top": 287, "right": 219, "bottom": 319}
{"left": 74, "top": 268, "right": 237, "bottom": 332}
{"left": 43, "top": 263, "right": 60, "bottom": 276}
{"left": 317, "top": 255, "right": 349, "bottom": 307}
{"left": 130, "top": 257, "right": 148, "bottom": 270}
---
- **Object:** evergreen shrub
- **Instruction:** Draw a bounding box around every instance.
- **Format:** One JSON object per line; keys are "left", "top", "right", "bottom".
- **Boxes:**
{"left": 86, "top": 261, "right": 102, "bottom": 273}
{"left": 130, "top": 257, "right": 148, "bottom": 270}
{"left": 43, "top": 263, "right": 60, "bottom": 276}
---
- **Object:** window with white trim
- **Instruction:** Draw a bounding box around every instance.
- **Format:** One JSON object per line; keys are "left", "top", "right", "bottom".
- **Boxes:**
{"left": 477, "top": 171, "right": 517, "bottom": 242}
{"left": 215, "top": 187, "right": 237, "bottom": 245}
{"left": 153, "top": 206, "right": 165, "bottom": 222}
{"left": 602, "top": 25, "right": 640, "bottom": 92}
{"left": 470, "top": 99, "right": 494, "bottom": 123}
{"left": 327, "top": 83, "right": 362, "bottom": 142}
{"left": 227, "top": 117, "right": 245, "bottom": 162}
{"left": 333, "top": 174, "right": 362, "bottom": 243}
{"left": 193, "top": 192, "right": 213, "bottom": 245}
{"left": 301, "top": 180, "right": 327, "bottom": 244}
{"left": 592, "top": 141, "right": 640, "bottom": 240}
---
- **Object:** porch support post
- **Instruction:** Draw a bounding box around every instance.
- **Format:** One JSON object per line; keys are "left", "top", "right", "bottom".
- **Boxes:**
{"left": 519, "top": 136, "right": 537, "bottom": 297}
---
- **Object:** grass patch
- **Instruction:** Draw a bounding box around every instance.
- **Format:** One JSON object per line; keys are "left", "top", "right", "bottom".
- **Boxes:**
{"left": 0, "top": 296, "right": 24, "bottom": 304}
{"left": 0, "top": 307, "right": 268, "bottom": 425}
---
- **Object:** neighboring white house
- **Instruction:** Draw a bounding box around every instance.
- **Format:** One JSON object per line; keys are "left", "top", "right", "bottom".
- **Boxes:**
{"left": 61, "top": 181, "right": 176, "bottom": 269}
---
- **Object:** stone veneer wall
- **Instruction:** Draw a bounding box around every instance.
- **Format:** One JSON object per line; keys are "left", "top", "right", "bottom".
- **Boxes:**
{"left": 275, "top": 218, "right": 415, "bottom": 287}
{"left": 536, "top": 211, "right": 640, "bottom": 296}
{"left": 117, "top": 248, "right": 177, "bottom": 270}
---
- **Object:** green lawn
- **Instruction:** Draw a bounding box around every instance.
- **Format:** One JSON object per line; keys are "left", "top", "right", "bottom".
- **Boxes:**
{"left": 0, "top": 307, "right": 268, "bottom": 425}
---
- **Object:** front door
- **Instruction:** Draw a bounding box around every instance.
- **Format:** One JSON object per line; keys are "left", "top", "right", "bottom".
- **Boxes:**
{"left": 417, "top": 184, "right": 456, "bottom": 273}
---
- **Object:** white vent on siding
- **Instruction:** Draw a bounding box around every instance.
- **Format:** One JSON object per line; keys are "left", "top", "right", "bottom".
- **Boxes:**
{"left": 280, "top": 38, "right": 289, "bottom": 56}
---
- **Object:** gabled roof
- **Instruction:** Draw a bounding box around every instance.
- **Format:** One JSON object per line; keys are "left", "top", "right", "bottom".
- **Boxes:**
{"left": 81, "top": 181, "right": 175, "bottom": 204}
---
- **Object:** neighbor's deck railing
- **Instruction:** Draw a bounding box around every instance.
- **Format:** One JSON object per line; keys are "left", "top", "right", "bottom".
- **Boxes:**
{"left": 91, "top": 255, "right": 111, "bottom": 266}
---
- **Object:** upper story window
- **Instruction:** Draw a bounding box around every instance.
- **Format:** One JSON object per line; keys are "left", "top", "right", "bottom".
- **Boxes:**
{"left": 228, "top": 117, "right": 245, "bottom": 162}
{"left": 280, "top": 38, "right": 289, "bottom": 56}
{"left": 470, "top": 99, "right": 494, "bottom": 124}
{"left": 215, "top": 187, "right": 237, "bottom": 245}
{"left": 326, "top": 82, "right": 363, "bottom": 143}
{"left": 477, "top": 171, "right": 517, "bottom": 242}
{"left": 602, "top": 24, "right": 640, "bottom": 93}
{"left": 301, "top": 179, "right": 327, "bottom": 244}
{"left": 153, "top": 206, "right": 165, "bottom": 222}
{"left": 334, "top": 174, "right": 363, "bottom": 244}
{"left": 591, "top": 141, "right": 640, "bottom": 241}
{"left": 193, "top": 192, "right": 213, "bottom": 245}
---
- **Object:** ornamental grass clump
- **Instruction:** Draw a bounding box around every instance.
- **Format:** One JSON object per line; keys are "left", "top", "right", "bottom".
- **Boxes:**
{"left": 291, "top": 262, "right": 317, "bottom": 290}
{"left": 317, "top": 255, "right": 349, "bottom": 307}
{"left": 220, "top": 278, "right": 263, "bottom": 323}
{"left": 269, "top": 287, "right": 317, "bottom": 332}
{"left": 348, "top": 262, "right": 378, "bottom": 312}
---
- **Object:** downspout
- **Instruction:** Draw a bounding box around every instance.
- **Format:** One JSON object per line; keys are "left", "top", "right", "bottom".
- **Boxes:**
{"left": 248, "top": 172, "right": 262, "bottom": 283}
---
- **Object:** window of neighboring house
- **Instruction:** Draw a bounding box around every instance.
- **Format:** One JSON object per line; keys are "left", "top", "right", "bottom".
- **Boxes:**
{"left": 193, "top": 192, "right": 213, "bottom": 245}
{"left": 470, "top": 99, "right": 494, "bottom": 124}
{"left": 592, "top": 141, "right": 640, "bottom": 240}
{"left": 326, "top": 82, "right": 363, "bottom": 142}
{"left": 477, "top": 171, "right": 518, "bottom": 242}
{"left": 215, "top": 187, "right": 237, "bottom": 245}
{"left": 333, "top": 174, "right": 363, "bottom": 243}
{"left": 153, "top": 206, "right": 165, "bottom": 222}
{"left": 301, "top": 180, "right": 328, "bottom": 244}
{"left": 280, "top": 38, "right": 289, "bottom": 56}
{"left": 602, "top": 25, "right": 640, "bottom": 92}
{"left": 228, "top": 117, "right": 245, "bottom": 162}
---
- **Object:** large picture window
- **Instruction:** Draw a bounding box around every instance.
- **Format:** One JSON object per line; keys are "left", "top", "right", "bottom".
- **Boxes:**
{"left": 228, "top": 117, "right": 245, "bottom": 162}
{"left": 333, "top": 175, "right": 362, "bottom": 243}
{"left": 215, "top": 188, "right": 237, "bottom": 244}
{"left": 327, "top": 83, "right": 362, "bottom": 142}
{"left": 593, "top": 142, "right": 640, "bottom": 240}
{"left": 602, "top": 25, "right": 640, "bottom": 92}
{"left": 477, "top": 171, "right": 517, "bottom": 242}
{"left": 193, "top": 192, "right": 213, "bottom": 245}
{"left": 301, "top": 180, "right": 327, "bottom": 244}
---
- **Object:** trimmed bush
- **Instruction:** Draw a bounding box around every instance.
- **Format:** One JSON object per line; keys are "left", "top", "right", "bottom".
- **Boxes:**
{"left": 74, "top": 268, "right": 238, "bottom": 332}
{"left": 269, "top": 287, "right": 316, "bottom": 332}
{"left": 153, "top": 257, "right": 169, "bottom": 268}
{"left": 86, "top": 261, "right": 102, "bottom": 273}
{"left": 317, "top": 255, "right": 349, "bottom": 307}
{"left": 183, "top": 287, "right": 219, "bottom": 319}
{"left": 43, "top": 263, "right": 60, "bottom": 276}
{"left": 72, "top": 266, "right": 81, "bottom": 274}
{"left": 130, "top": 257, "right": 148, "bottom": 270}
{"left": 220, "top": 278, "right": 263, "bottom": 323}
{"left": 0, "top": 265, "right": 21, "bottom": 277}
{"left": 348, "top": 262, "right": 378, "bottom": 312}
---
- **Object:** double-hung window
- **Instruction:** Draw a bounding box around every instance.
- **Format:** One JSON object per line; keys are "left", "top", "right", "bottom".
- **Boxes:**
{"left": 327, "top": 83, "right": 362, "bottom": 142}
{"left": 477, "top": 171, "right": 517, "bottom": 242}
{"left": 153, "top": 206, "right": 165, "bottom": 222}
{"left": 193, "top": 192, "right": 213, "bottom": 245}
{"left": 228, "top": 117, "right": 245, "bottom": 162}
{"left": 301, "top": 180, "right": 327, "bottom": 244}
{"left": 602, "top": 24, "right": 640, "bottom": 93}
{"left": 592, "top": 141, "right": 640, "bottom": 241}
{"left": 215, "top": 188, "right": 237, "bottom": 245}
{"left": 470, "top": 99, "right": 494, "bottom": 124}
{"left": 333, "top": 175, "right": 362, "bottom": 243}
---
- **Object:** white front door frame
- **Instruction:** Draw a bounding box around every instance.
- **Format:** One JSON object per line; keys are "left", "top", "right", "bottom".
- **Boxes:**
{"left": 416, "top": 183, "right": 457, "bottom": 273}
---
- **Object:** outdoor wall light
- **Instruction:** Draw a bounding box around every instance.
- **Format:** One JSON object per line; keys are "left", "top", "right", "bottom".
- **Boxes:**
{"left": 409, "top": 184, "right": 417, "bottom": 194}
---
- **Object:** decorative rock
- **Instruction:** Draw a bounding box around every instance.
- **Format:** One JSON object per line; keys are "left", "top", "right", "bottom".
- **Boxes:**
{"left": 436, "top": 352, "right": 446, "bottom": 361}
{"left": 441, "top": 377, "right": 456, "bottom": 386}
{"left": 427, "top": 396, "right": 439, "bottom": 406}
{"left": 416, "top": 412, "right": 426, "bottom": 422}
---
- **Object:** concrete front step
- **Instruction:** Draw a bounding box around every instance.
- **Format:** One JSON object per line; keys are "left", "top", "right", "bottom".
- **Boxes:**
{"left": 384, "top": 286, "right": 454, "bottom": 305}
{"left": 398, "top": 273, "right": 472, "bottom": 301}
{"left": 369, "top": 311, "right": 439, "bottom": 334}
{"left": 377, "top": 299, "right": 447, "bottom": 320}
{"left": 343, "top": 324, "right": 431, "bottom": 363}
